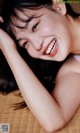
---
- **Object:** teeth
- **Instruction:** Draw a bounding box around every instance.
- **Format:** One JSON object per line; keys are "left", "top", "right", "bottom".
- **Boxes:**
{"left": 45, "top": 39, "right": 56, "bottom": 54}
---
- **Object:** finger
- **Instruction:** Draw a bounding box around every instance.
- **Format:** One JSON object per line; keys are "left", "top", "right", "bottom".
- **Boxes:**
{"left": 0, "top": 16, "right": 4, "bottom": 23}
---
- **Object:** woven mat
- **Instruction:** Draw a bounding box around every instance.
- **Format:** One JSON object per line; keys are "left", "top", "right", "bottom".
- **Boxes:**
{"left": 0, "top": 91, "right": 80, "bottom": 133}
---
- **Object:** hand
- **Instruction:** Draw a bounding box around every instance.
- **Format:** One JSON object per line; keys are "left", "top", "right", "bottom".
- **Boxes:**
{"left": 0, "top": 27, "right": 17, "bottom": 52}
{"left": 0, "top": 16, "right": 16, "bottom": 51}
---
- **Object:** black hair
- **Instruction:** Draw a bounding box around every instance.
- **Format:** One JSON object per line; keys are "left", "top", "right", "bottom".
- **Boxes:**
{"left": 0, "top": 0, "right": 80, "bottom": 109}
{"left": 1, "top": 0, "right": 80, "bottom": 36}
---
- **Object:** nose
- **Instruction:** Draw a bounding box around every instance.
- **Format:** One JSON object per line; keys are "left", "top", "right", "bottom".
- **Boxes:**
{"left": 29, "top": 34, "right": 43, "bottom": 51}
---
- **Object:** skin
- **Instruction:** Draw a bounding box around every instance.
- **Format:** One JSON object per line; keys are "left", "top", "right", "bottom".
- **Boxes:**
{"left": 0, "top": 2, "right": 80, "bottom": 133}
{"left": 13, "top": 3, "right": 80, "bottom": 61}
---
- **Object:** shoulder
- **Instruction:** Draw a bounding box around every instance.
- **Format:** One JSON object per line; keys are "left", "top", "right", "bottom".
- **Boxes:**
{"left": 56, "top": 56, "right": 80, "bottom": 79}
{"left": 55, "top": 56, "right": 80, "bottom": 94}
{"left": 52, "top": 57, "right": 80, "bottom": 122}
{"left": 53, "top": 56, "right": 80, "bottom": 105}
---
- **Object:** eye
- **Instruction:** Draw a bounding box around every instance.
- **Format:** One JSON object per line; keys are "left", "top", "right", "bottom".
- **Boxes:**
{"left": 22, "top": 41, "right": 28, "bottom": 48}
{"left": 32, "top": 22, "right": 40, "bottom": 32}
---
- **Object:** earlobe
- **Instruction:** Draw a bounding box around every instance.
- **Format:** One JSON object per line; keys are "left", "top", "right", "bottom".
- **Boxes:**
{"left": 52, "top": 1, "right": 67, "bottom": 15}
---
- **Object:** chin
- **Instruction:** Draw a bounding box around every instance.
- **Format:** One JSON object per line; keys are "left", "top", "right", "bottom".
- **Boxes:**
{"left": 52, "top": 55, "right": 68, "bottom": 62}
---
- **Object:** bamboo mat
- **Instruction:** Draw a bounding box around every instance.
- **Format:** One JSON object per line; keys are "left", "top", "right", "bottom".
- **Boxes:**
{"left": 0, "top": 92, "right": 45, "bottom": 133}
{"left": 0, "top": 91, "right": 80, "bottom": 133}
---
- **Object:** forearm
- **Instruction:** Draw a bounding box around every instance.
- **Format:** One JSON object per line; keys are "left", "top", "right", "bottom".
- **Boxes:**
{"left": 2, "top": 46, "right": 64, "bottom": 132}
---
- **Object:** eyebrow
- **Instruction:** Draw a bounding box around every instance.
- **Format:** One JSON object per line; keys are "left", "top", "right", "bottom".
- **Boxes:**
{"left": 26, "top": 15, "right": 35, "bottom": 24}
{"left": 16, "top": 14, "right": 43, "bottom": 42}
{"left": 16, "top": 13, "right": 43, "bottom": 30}
{"left": 16, "top": 16, "right": 33, "bottom": 43}
{"left": 26, "top": 14, "right": 43, "bottom": 23}
{"left": 16, "top": 17, "right": 33, "bottom": 43}
{"left": 15, "top": 15, "right": 35, "bottom": 30}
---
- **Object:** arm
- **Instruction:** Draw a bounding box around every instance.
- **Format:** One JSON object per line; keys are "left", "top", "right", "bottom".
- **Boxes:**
{"left": 52, "top": 71, "right": 80, "bottom": 122}
{"left": 0, "top": 29, "right": 80, "bottom": 133}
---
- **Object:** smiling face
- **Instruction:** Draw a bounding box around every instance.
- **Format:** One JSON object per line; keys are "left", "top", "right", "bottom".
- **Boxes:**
{"left": 11, "top": 3, "right": 73, "bottom": 61}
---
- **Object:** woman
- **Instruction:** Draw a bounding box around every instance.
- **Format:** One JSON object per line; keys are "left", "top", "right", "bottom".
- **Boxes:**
{"left": 0, "top": 0, "right": 80, "bottom": 132}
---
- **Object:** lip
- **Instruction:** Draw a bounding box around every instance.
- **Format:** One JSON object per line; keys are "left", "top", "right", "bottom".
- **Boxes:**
{"left": 43, "top": 38, "right": 58, "bottom": 57}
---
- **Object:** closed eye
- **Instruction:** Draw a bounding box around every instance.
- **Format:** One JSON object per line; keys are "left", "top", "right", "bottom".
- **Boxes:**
{"left": 32, "top": 21, "right": 40, "bottom": 32}
{"left": 22, "top": 41, "right": 28, "bottom": 48}
{"left": 17, "top": 38, "right": 28, "bottom": 48}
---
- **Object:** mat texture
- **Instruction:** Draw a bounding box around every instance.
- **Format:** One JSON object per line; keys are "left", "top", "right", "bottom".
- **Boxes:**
{"left": 0, "top": 91, "right": 80, "bottom": 133}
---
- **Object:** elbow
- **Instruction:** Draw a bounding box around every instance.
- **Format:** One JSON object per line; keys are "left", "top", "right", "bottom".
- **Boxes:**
{"left": 43, "top": 118, "right": 65, "bottom": 133}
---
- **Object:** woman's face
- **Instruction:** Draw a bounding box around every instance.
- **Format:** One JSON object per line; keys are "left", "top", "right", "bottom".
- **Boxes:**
{"left": 13, "top": 3, "right": 72, "bottom": 61}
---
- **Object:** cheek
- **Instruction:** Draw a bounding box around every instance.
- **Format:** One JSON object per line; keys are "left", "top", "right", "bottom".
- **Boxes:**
{"left": 41, "top": 23, "right": 54, "bottom": 36}
{"left": 41, "top": 17, "right": 60, "bottom": 35}
{"left": 27, "top": 47, "right": 39, "bottom": 58}
{"left": 43, "top": 15, "right": 67, "bottom": 36}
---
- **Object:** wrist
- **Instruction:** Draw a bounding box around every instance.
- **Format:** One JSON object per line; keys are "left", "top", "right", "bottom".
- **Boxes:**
{"left": 2, "top": 43, "right": 17, "bottom": 57}
{"left": 2, "top": 41, "right": 16, "bottom": 51}
{"left": 0, "top": 28, "right": 17, "bottom": 52}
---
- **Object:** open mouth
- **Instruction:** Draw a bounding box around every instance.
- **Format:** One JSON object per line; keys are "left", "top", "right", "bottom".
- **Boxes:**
{"left": 44, "top": 38, "right": 58, "bottom": 56}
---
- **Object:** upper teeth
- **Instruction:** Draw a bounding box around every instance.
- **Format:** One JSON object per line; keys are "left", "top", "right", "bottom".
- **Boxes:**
{"left": 45, "top": 39, "right": 56, "bottom": 54}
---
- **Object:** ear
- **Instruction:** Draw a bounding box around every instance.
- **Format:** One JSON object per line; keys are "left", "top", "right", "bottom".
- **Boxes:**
{"left": 0, "top": 16, "right": 4, "bottom": 23}
{"left": 52, "top": 0, "right": 67, "bottom": 15}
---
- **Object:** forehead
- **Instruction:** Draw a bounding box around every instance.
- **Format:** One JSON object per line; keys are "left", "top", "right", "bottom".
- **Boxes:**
{"left": 16, "top": 9, "right": 35, "bottom": 19}
{"left": 13, "top": 8, "right": 45, "bottom": 23}
{"left": 12, "top": 9, "right": 36, "bottom": 28}
{"left": 11, "top": 8, "right": 45, "bottom": 37}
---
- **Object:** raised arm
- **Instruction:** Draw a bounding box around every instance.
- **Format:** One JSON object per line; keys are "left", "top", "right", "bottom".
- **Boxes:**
{"left": 0, "top": 29, "right": 80, "bottom": 133}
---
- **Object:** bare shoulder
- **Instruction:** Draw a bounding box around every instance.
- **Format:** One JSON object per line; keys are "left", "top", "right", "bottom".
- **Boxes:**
{"left": 52, "top": 56, "right": 80, "bottom": 122}
{"left": 54, "top": 56, "right": 80, "bottom": 98}
{"left": 57, "top": 56, "right": 80, "bottom": 78}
